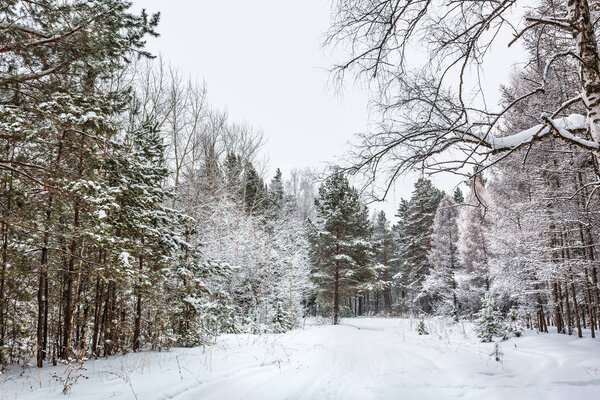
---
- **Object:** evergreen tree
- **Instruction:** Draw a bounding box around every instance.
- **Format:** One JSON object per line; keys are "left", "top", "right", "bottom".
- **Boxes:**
{"left": 395, "top": 178, "right": 443, "bottom": 312}
{"left": 457, "top": 177, "right": 492, "bottom": 314}
{"left": 372, "top": 211, "right": 396, "bottom": 312}
{"left": 391, "top": 199, "right": 410, "bottom": 305}
{"left": 422, "top": 195, "right": 460, "bottom": 316}
{"left": 271, "top": 301, "right": 293, "bottom": 333}
{"left": 453, "top": 188, "right": 464, "bottom": 204}
{"left": 224, "top": 152, "right": 243, "bottom": 197}
{"left": 269, "top": 168, "right": 284, "bottom": 211}
{"left": 102, "top": 119, "right": 174, "bottom": 353}
{"left": 308, "top": 174, "right": 375, "bottom": 324}
{"left": 0, "top": 0, "right": 159, "bottom": 366}
{"left": 243, "top": 162, "right": 268, "bottom": 214}
{"left": 474, "top": 294, "right": 505, "bottom": 343}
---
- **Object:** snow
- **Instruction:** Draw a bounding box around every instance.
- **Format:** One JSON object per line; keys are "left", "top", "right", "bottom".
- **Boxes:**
{"left": 481, "top": 114, "right": 596, "bottom": 150}
{"left": 118, "top": 251, "right": 131, "bottom": 267}
{"left": 2, "top": 318, "right": 599, "bottom": 399}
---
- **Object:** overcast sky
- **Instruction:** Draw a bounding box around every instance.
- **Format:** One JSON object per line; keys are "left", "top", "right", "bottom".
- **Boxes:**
{"left": 132, "top": 0, "right": 519, "bottom": 218}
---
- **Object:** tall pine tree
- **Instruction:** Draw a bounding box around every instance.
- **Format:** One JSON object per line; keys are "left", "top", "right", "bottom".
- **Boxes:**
{"left": 394, "top": 178, "right": 443, "bottom": 313}
{"left": 309, "top": 174, "right": 375, "bottom": 324}
{"left": 422, "top": 195, "right": 461, "bottom": 316}
{"left": 373, "top": 211, "right": 396, "bottom": 312}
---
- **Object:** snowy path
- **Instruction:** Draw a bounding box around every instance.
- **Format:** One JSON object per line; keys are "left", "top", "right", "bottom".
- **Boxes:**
{"left": 2, "top": 318, "right": 600, "bottom": 399}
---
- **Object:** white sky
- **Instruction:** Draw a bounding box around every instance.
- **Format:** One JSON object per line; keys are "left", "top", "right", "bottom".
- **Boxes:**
{"left": 132, "top": 0, "right": 522, "bottom": 219}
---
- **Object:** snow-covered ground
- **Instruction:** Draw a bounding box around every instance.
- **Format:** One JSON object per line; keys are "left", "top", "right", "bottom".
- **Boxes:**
{"left": 2, "top": 318, "right": 600, "bottom": 399}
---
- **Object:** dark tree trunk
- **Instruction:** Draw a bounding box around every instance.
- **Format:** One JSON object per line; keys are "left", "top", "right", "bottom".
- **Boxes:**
{"left": 0, "top": 191, "right": 9, "bottom": 366}
{"left": 36, "top": 203, "right": 53, "bottom": 368}
{"left": 552, "top": 281, "right": 563, "bottom": 334}
{"left": 333, "top": 263, "right": 340, "bottom": 324}
{"left": 584, "top": 267, "right": 596, "bottom": 338}
{"left": 563, "top": 282, "right": 573, "bottom": 335}
{"left": 62, "top": 203, "right": 80, "bottom": 360}
{"left": 570, "top": 279, "right": 583, "bottom": 338}
{"left": 133, "top": 252, "right": 143, "bottom": 352}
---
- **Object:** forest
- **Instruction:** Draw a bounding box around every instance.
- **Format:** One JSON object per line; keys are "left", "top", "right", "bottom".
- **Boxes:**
{"left": 1, "top": 0, "right": 600, "bottom": 399}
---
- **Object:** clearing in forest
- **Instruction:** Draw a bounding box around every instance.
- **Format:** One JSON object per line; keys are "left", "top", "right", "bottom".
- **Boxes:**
{"left": 2, "top": 318, "right": 599, "bottom": 400}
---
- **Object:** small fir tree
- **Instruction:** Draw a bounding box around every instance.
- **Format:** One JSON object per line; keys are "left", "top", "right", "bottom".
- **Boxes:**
{"left": 416, "top": 319, "right": 429, "bottom": 335}
{"left": 474, "top": 294, "right": 504, "bottom": 343}
{"left": 272, "top": 301, "right": 293, "bottom": 333}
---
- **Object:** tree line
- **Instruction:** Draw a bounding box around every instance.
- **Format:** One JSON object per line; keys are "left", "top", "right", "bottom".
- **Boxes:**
{"left": 317, "top": 0, "right": 600, "bottom": 339}
{"left": 0, "top": 1, "right": 314, "bottom": 368}
{"left": 310, "top": 165, "right": 600, "bottom": 341}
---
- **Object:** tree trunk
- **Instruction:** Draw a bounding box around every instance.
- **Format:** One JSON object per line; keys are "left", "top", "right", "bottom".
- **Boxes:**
{"left": 133, "top": 252, "right": 143, "bottom": 352}
{"left": 570, "top": 278, "right": 583, "bottom": 338}
{"left": 36, "top": 203, "right": 53, "bottom": 368}
{"left": 552, "top": 281, "right": 563, "bottom": 333}
{"left": 0, "top": 215, "right": 8, "bottom": 365}
{"left": 584, "top": 267, "right": 596, "bottom": 338}
{"left": 333, "top": 262, "right": 340, "bottom": 325}
{"left": 333, "top": 230, "right": 341, "bottom": 325}
{"left": 98, "top": 280, "right": 114, "bottom": 356}
{"left": 91, "top": 275, "right": 104, "bottom": 356}
{"left": 358, "top": 296, "right": 363, "bottom": 316}
{"left": 62, "top": 201, "right": 80, "bottom": 360}
{"left": 568, "top": 0, "right": 600, "bottom": 155}
{"left": 563, "top": 282, "right": 573, "bottom": 335}
{"left": 0, "top": 176, "right": 11, "bottom": 366}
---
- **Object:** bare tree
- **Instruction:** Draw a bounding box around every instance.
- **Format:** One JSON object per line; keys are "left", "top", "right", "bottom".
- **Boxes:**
{"left": 326, "top": 0, "right": 600, "bottom": 197}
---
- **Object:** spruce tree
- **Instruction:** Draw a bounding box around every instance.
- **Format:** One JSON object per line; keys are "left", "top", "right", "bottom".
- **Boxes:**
{"left": 224, "top": 152, "right": 243, "bottom": 197}
{"left": 243, "top": 161, "right": 268, "bottom": 214}
{"left": 269, "top": 168, "right": 284, "bottom": 211}
{"left": 474, "top": 294, "right": 505, "bottom": 343}
{"left": 308, "top": 174, "right": 375, "bottom": 324}
{"left": 271, "top": 301, "right": 293, "bottom": 333}
{"left": 422, "top": 195, "right": 460, "bottom": 316}
{"left": 453, "top": 188, "right": 464, "bottom": 204}
{"left": 457, "top": 176, "right": 492, "bottom": 314}
{"left": 395, "top": 178, "right": 443, "bottom": 312}
{"left": 373, "top": 211, "right": 396, "bottom": 312}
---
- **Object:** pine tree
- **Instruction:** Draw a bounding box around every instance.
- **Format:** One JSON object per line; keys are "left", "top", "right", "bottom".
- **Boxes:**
{"left": 0, "top": 0, "right": 159, "bottom": 367}
{"left": 395, "top": 178, "right": 443, "bottom": 312}
{"left": 308, "top": 174, "right": 375, "bottom": 324}
{"left": 422, "top": 195, "right": 460, "bottom": 316}
{"left": 373, "top": 211, "right": 396, "bottom": 312}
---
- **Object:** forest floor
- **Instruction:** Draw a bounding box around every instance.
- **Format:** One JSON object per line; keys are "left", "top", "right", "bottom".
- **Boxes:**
{"left": 2, "top": 318, "right": 600, "bottom": 399}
